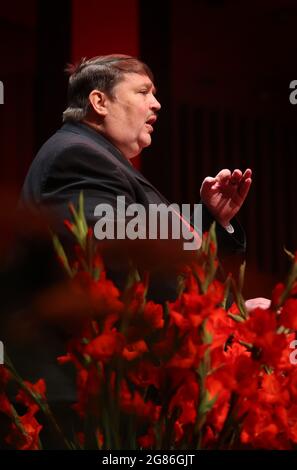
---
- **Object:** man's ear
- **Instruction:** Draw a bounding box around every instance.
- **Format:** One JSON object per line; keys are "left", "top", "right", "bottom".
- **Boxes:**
{"left": 88, "top": 90, "right": 108, "bottom": 117}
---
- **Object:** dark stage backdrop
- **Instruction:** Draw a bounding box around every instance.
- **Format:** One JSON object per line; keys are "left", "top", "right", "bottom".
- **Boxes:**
{"left": 140, "top": 0, "right": 297, "bottom": 297}
{"left": 1, "top": 0, "right": 297, "bottom": 297}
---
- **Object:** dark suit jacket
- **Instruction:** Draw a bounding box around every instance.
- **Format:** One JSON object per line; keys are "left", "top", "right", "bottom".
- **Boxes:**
{"left": 18, "top": 121, "right": 245, "bottom": 401}
{"left": 21, "top": 121, "right": 245, "bottom": 249}
{"left": 21, "top": 122, "right": 172, "bottom": 220}
{"left": 21, "top": 121, "right": 247, "bottom": 300}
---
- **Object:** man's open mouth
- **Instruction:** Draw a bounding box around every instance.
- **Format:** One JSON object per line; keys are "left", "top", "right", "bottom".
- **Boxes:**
{"left": 145, "top": 115, "right": 157, "bottom": 125}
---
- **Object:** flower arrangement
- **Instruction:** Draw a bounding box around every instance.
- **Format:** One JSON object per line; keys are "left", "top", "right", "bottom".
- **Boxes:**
{"left": 1, "top": 193, "right": 297, "bottom": 450}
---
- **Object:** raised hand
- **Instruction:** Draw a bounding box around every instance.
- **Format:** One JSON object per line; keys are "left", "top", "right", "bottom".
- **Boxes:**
{"left": 200, "top": 168, "right": 252, "bottom": 227}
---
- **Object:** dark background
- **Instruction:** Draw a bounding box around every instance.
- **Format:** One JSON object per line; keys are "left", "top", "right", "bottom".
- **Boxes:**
{"left": 1, "top": 0, "right": 297, "bottom": 298}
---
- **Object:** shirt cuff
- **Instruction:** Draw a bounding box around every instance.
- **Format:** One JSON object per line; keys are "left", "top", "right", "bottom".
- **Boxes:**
{"left": 223, "top": 223, "right": 234, "bottom": 234}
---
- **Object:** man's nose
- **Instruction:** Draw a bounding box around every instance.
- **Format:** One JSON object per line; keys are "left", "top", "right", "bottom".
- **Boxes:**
{"left": 151, "top": 95, "right": 161, "bottom": 111}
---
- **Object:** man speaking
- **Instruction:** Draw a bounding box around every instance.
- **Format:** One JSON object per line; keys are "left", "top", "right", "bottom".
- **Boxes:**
{"left": 20, "top": 54, "right": 252, "bottom": 299}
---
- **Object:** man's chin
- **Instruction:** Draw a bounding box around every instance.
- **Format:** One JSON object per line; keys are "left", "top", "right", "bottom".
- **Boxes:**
{"left": 140, "top": 135, "right": 152, "bottom": 149}
{"left": 128, "top": 136, "right": 151, "bottom": 158}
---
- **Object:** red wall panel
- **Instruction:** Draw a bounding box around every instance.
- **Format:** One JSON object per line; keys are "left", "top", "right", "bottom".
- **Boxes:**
{"left": 72, "top": 0, "right": 139, "bottom": 60}
{"left": 72, "top": 0, "right": 140, "bottom": 168}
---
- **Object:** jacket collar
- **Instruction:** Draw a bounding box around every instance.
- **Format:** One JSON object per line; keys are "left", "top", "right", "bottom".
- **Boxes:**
{"left": 61, "top": 121, "right": 130, "bottom": 166}
{"left": 61, "top": 121, "right": 169, "bottom": 204}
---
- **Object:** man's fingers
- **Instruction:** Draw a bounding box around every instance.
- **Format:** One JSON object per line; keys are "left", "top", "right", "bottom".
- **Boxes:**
{"left": 215, "top": 169, "right": 231, "bottom": 183}
{"left": 200, "top": 177, "right": 217, "bottom": 203}
{"left": 240, "top": 169, "right": 253, "bottom": 198}
{"left": 242, "top": 168, "right": 252, "bottom": 180}
{"left": 201, "top": 168, "right": 253, "bottom": 201}
{"left": 200, "top": 177, "right": 216, "bottom": 195}
{"left": 238, "top": 177, "right": 252, "bottom": 199}
{"left": 209, "top": 169, "right": 252, "bottom": 186}
{"left": 230, "top": 169, "right": 242, "bottom": 185}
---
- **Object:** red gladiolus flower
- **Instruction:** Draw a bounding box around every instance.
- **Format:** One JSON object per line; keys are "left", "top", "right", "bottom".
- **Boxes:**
{"left": 167, "top": 335, "right": 206, "bottom": 369}
{"left": 174, "top": 420, "right": 184, "bottom": 443}
{"left": 152, "top": 326, "right": 176, "bottom": 360}
{"left": 138, "top": 426, "right": 156, "bottom": 448}
{"left": 280, "top": 298, "right": 297, "bottom": 330}
{"left": 90, "top": 275, "right": 123, "bottom": 317}
{"left": 204, "top": 307, "right": 235, "bottom": 350}
{"left": 85, "top": 331, "right": 125, "bottom": 362}
{"left": 6, "top": 413, "right": 42, "bottom": 450}
{"left": 126, "top": 281, "right": 147, "bottom": 316}
{"left": 259, "top": 373, "right": 289, "bottom": 406}
{"left": 287, "top": 404, "right": 297, "bottom": 443}
{"left": 0, "top": 366, "right": 11, "bottom": 391}
{"left": 95, "top": 428, "right": 104, "bottom": 448}
{"left": 128, "top": 361, "right": 160, "bottom": 389}
{"left": 271, "top": 282, "right": 285, "bottom": 307}
{"left": 143, "top": 301, "right": 164, "bottom": 330}
{"left": 232, "top": 355, "right": 260, "bottom": 398}
{"left": 73, "top": 364, "right": 103, "bottom": 418}
{"left": 64, "top": 219, "right": 75, "bottom": 233}
{"left": 16, "top": 379, "right": 47, "bottom": 416}
{"left": 240, "top": 406, "right": 290, "bottom": 450}
{"left": 169, "top": 373, "right": 199, "bottom": 425}
{"left": 206, "top": 399, "right": 230, "bottom": 435}
{"left": 288, "top": 368, "right": 297, "bottom": 401}
{"left": 0, "top": 393, "right": 13, "bottom": 417}
{"left": 72, "top": 368, "right": 89, "bottom": 418}
{"left": 236, "top": 309, "right": 288, "bottom": 368}
{"left": 202, "top": 425, "right": 216, "bottom": 448}
{"left": 122, "top": 340, "right": 148, "bottom": 361}
{"left": 57, "top": 353, "right": 72, "bottom": 365}
{"left": 120, "top": 380, "right": 160, "bottom": 421}
{"left": 169, "top": 308, "right": 194, "bottom": 331}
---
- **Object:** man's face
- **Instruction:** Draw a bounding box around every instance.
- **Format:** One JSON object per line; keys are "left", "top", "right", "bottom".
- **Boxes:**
{"left": 102, "top": 73, "right": 161, "bottom": 159}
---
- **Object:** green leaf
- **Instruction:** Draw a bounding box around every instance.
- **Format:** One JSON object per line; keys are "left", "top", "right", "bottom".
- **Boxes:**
{"left": 52, "top": 234, "right": 73, "bottom": 277}
{"left": 238, "top": 261, "right": 246, "bottom": 294}
{"left": 228, "top": 313, "right": 246, "bottom": 323}
{"left": 284, "top": 247, "right": 295, "bottom": 260}
{"left": 222, "top": 274, "right": 232, "bottom": 309}
{"left": 199, "top": 390, "right": 218, "bottom": 415}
